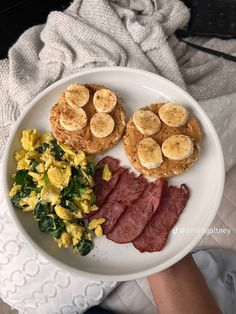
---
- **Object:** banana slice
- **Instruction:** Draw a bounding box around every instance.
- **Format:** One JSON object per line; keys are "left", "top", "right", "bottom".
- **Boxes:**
{"left": 133, "top": 110, "right": 161, "bottom": 135}
{"left": 93, "top": 89, "right": 117, "bottom": 113}
{"left": 60, "top": 107, "right": 87, "bottom": 131}
{"left": 138, "top": 138, "right": 163, "bottom": 169}
{"left": 162, "top": 135, "right": 193, "bottom": 160}
{"left": 90, "top": 112, "right": 115, "bottom": 138}
{"left": 65, "top": 84, "right": 90, "bottom": 108}
{"left": 158, "top": 103, "right": 189, "bottom": 127}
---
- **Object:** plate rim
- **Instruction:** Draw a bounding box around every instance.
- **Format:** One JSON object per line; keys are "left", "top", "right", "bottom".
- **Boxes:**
{"left": 2, "top": 66, "right": 225, "bottom": 281}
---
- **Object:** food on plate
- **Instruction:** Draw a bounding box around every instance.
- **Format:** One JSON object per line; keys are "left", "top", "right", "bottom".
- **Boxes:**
{"left": 158, "top": 103, "right": 189, "bottom": 127}
{"left": 65, "top": 84, "right": 90, "bottom": 108}
{"left": 92, "top": 156, "right": 190, "bottom": 252}
{"left": 133, "top": 110, "right": 161, "bottom": 135}
{"left": 93, "top": 88, "right": 117, "bottom": 113}
{"left": 124, "top": 103, "right": 201, "bottom": 178}
{"left": 161, "top": 135, "right": 194, "bottom": 161}
{"left": 93, "top": 157, "right": 125, "bottom": 208}
{"left": 90, "top": 166, "right": 147, "bottom": 234}
{"left": 133, "top": 184, "right": 190, "bottom": 252}
{"left": 60, "top": 107, "right": 87, "bottom": 131}
{"left": 90, "top": 112, "right": 115, "bottom": 138}
{"left": 9, "top": 129, "right": 110, "bottom": 256}
{"left": 50, "top": 83, "right": 126, "bottom": 154}
{"left": 107, "top": 179, "right": 167, "bottom": 243}
{"left": 137, "top": 137, "right": 163, "bottom": 169}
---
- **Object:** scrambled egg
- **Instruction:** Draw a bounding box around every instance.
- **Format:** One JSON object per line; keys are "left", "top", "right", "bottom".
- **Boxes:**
{"left": 88, "top": 218, "right": 105, "bottom": 237}
{"left": 102, "top": 164, "right": 112, "bottom": 181}
{"left": 9, "top": 129, "right": 109, "bottom": 256}
{"left": 21, "top": 129, "right": 39, "bottom": 151}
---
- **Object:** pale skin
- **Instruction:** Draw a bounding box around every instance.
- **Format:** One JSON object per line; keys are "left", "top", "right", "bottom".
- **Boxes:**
{"left": 148, "top": 254, "right": 222, "bottom": 314}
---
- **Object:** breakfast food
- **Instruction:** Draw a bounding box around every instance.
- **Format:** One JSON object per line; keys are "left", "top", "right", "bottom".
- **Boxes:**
{"left": 9, "top": 129, "right": 111, "bottom": 256}
{"left": 93, "top": 157, "right": 125, "bottom": 208}
{"left": 65, "top": 84, "right": 90, "bottom": 108}
{"left": 124, "top": 103, "right": 201, "bottom": 178}
{"left": 137, "top": 137, "right": 163, "bottom": 169}
{"left": 133, "top": 110, "right": 161, "bottom": 135}
{"left": 158, "top": 103, "right": 189, "bottom": 127}
{"left": 90, "top": 112, "right": 115, "bottom": 138}
{"left": 50, "top": 83, "right": 126, "bottom": 154}
{"left": 90, "top": 168, "right": 147, "bottom": 234}
{"left": 107, "top": 180, "right": 167, "bottom": 243}
{"left": 133, "top": 184, "right": 190, "bottom": 252}
{"left": 91, "top": 156, "right": 190, "bottom": 252}
{"left": 93, "top": 88, "right": 117, "bottom": 113}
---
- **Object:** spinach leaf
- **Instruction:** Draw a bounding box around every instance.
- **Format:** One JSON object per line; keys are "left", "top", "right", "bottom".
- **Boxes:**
{"left": 87, "top": 163, "right": 96, "bottom": 176}
{"left": 61, "top": 199, "right": 78, "bottom": 212}
{"left": 11, "top": 185, "right": 35, "bottom": 207}
{"left": 50, "top": 216, "right": 65, "bottom": 239}
{"left": 34, "top": 203, "right": 50, "bottom": 219}
{"left": 50, "top": 227, "right": 64, "bottom": 239}
{"left": 30, "top": 160, "right": 38, "bottom": 172}
{"left": 20, "top": 186, "right": 32, "bottom": 198}
{"left": 90, "top": 192, "right": 96, "bottom": 206}
{"left": 35, "top": 143, "right": 50, "bottom": 153}
{"left": 15, "top": 169, "right": 34, "bottom": 186}
{"left": 76, "top": 239, "right": 93, "bottom": 256}
{"left": 38, "top": 216, "right": 54, "bottom": 232}
{"left": 11, "top": 191, "right": 21, "bottom": 207}
{"left": 62, "top": 176, "right": 86, "bottom": 199}
{"left": 44, "top": 174, "right": 49, "bottom": 185}
{"left": 50, "top": 140, "right": 64, "bottom": 161}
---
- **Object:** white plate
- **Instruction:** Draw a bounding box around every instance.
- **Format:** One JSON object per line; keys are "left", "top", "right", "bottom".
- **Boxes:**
{"left": 3, "top": 67, "right": 225, "bottom": 281}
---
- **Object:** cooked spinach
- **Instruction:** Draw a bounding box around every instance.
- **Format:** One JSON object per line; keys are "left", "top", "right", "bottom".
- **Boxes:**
{"left": 62, "top": 176, "right": 86, "bottom": 199}
{"left": 87, "top": 163, "right": 96, "bottom": 176}
{"left": 76, "top": 238, "right": 93, "bottom": 256}
{"left": 11, "top": 185, "right": 35, "bottom": 207}
{"left": 15, "top": 169, "right": 34, "bottom": 186}
{"left": 30, "top": 160, "right": 38, "bottom": 172}
{"left": 34, "top": 203, "right": 50, "bottom": 219}
{"left": 50, "top": 216, "right": 65, "bottom": 239}
{"left": 90, "top": 192, "right": 96, "bottom": 206}
{"left": 61, "top": 199, "right": 78, "bottom": 212}
{"left": 44, "top": 174, "right": 49, "bottom": 185}
{"left": 50, "top": 140, "right": 64, "bottom": 161}
{"left": 11, "top": 191, "right": 22, "bottom": 207}
{"left": 38, "top": 213, "right": 65, "bottom": 239}
{"left": 38, "top": 216, "right": 54, "bottom": 232}
{"left": 35, "top": 143, "right": 50, "bottom": 153}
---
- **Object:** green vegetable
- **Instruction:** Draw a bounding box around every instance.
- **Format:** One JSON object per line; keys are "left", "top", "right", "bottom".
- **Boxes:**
{"left": 61, "top": 199, "right": 78, "bottom": 212}
{"left": 33, "top": 203, "right": 50, "bottom": 219}
{"left": 87, "top": 163, "right": 96, "bottom": 176}
{"left": 50, "top": 140, "right": 64, "bottom": 161}
{"left": 76, "top": 238, "right": 93, "bottom": 256}
{"left": 77, "top": 169, "right": 91, "bottom": 186}
{"left": 11, "top": 191, "right": 22, "bottom": 207}
{"left": 38, "top": 213, "right": 65, "bottom": 239}
{"left": 15, "top": 169, "right": 34, "bottom": 186}
{"left": 50, "top": 216, "right": 65, "bottom": 239}
{"left": 44, "top": 174, "right": 49, "bottom": 185}
{"left": 90, "top": 191, "right": 96, "bottom": 206}
{"left": 11, "top": 185, "right": 34, "bottom": 207}
{"left": 30, "top": 160, "right": 38, "bottom": 172}
{"left": 38, "top": 216, "right": 54, "bottom": 232}
{"left": 62, "top": 176, "right": 86, "bottom": 199}
{"left": 35, "top": 143, "right": 50, "bottom": 153}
